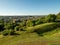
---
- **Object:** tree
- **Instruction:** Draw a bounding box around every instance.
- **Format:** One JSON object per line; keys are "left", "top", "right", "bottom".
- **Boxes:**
{"left": 57, "top": 12, "right": 60, "bottom": 15}
{"left": 15, "top": 26, "right": 20, "bottom": 31}
{"left": 57, "top": 12, "right": 60, "bottom": 19}
{"left": 0, "top": 23, "right": 4, "bottom": 31}
{"left": 0, "top": 19, "right": 4, "bottom": 31}
{"left": 45, "top": 14, "right": 56, "bottom": 22}
{"left": 19, "top": 21, "right": 26, "bottom": 27}
{"left": 35, "top": 18, "right": 44, "bottom": 25}
{"left": 26, "top": 20, "right": 34, "bottom": 27}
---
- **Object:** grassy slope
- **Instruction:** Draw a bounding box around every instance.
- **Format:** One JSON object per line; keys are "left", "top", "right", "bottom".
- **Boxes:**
{"left": 0, "top": 23, "right": 60, "bottom": 45}
{"left": 15, "top": 28, "right": 60, "bottom": 45}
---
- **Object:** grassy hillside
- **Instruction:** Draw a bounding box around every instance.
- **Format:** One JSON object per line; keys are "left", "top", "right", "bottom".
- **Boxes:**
{"left": 26, "top": 22, "right": 60, "bottom": 33}
{"left": 0, "top": 22, "right": 60, "bottom": 45}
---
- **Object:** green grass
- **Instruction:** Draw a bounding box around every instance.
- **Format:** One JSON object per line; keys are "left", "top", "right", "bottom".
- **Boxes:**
{"left": 26, "top": 22, "right": 60, "bottom": 32}
{"left": 0, "top": 22, "right": 60, "bottom": 45}
{"left": 0, "top": 33, "right": 40, "bottom": 45}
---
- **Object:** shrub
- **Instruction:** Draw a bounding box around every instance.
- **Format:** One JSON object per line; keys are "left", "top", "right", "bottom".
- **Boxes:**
{"left": 3, "top": 30, "right": 10, "bottom": 36}
{"left": 15, "top": 26, "right": 20, "bottom": 31}
{"left": 3, "top": 29, "right": 16, "bottom": 36}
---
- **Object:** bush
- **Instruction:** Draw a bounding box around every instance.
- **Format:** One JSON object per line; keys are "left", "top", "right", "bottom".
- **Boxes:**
{"left": 3, "top": 29, "right": 16, "bottom": 36}
{"left": 15, "top": 26, "right": 20, "bottom": 31}
{"left": 3, "top": 30, "right": 10, "bottom": 36}
{"left": 0, "top": 23, "right": 4, "bottom": 31}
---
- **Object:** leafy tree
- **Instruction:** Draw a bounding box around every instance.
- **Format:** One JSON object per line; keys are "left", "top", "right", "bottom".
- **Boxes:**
{"left": 4, "top": 22, "right": 17, "bottom": 30}
{"left": 0, "top": 19, "right": 4, "bottom": 31}
{"left": 35, "top": 17, "right": 44, "bottom": 25}
{"left": 57, "top": 12, "right": 60, "bottom": 19}
{"left": 57, "top": 12, "right": 60, "bottom": 15}
{"left": 0, "top": 23, "right": 4, "bottom": 31}
{"left": 19, "top": 21, "right": 26, "bottom": 27}
{"left": 26, "top": 20, "right": 34, "bottom": 27}
{"left": 45, "top": 14, "right": 56, "bottom": 22}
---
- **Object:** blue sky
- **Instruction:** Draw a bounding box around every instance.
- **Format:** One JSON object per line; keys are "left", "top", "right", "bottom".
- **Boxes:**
{"left": 0, "top": 0, "right": 60, "bottom": 16}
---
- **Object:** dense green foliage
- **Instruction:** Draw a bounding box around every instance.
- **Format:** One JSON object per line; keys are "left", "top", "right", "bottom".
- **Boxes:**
{"left": 3, "top": 29, "right": 15, "bottom": 36}
{"left": 0, "top": 13, "right": 60, "bottom": 36}
{"left": 45, "top": 14, "right": 56, "bottom": 22}
{"left": 57, "top": 12, "right": 60, "bottom": 19}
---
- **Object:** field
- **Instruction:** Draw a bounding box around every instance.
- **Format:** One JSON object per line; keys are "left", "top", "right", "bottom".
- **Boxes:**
{"left": 0, "top": 22, "right": 60, "bottom": 45}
